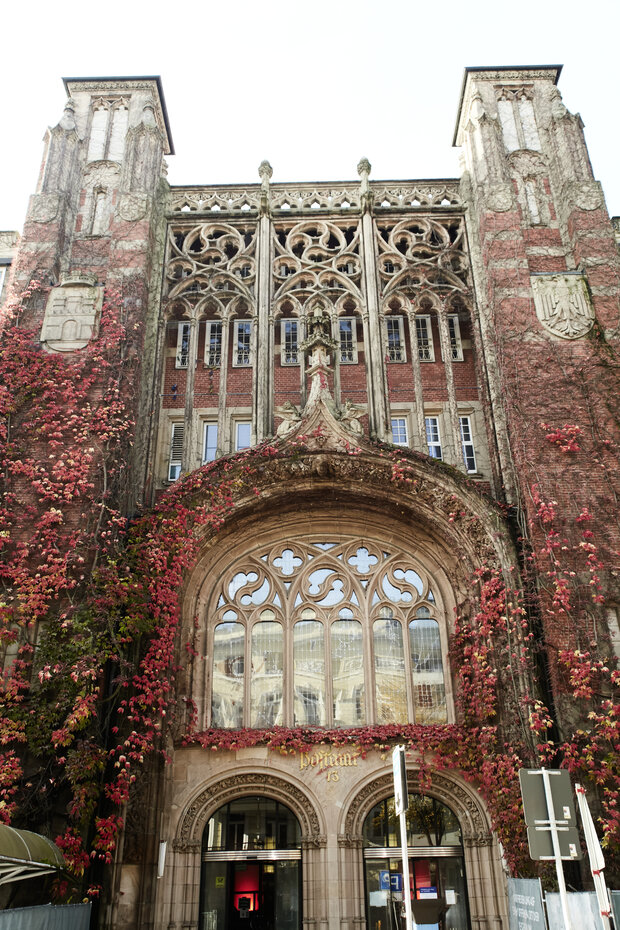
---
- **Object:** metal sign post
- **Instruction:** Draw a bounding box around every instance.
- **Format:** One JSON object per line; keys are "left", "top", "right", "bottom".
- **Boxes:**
{"left": 541, "top": 769, "right": 573, "bottom": 930}
{"left": 392, "top": 746, "right": 413, "bottom": 930}
{"left": 519, "top": 768, "right": 582, "bottom": 930}
{"left": 575, "top": 784, "right": 612, "bottom": 930}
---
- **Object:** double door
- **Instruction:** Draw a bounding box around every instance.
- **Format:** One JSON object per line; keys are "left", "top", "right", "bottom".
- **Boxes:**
{"left": 200, "top": 855, "right": 300, "bottom": 930}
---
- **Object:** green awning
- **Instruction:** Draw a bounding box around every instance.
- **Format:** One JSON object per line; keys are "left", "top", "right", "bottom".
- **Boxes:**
{"left": 0, "top": 823, "right": 65, "bottom": 885}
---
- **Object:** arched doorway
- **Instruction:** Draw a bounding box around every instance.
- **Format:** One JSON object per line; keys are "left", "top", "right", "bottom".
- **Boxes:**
{"left": 363, "top": 793, "right": 469, "bottom": 930}
{"left": 199, "top": 796, "right": 302, "bottom": 930}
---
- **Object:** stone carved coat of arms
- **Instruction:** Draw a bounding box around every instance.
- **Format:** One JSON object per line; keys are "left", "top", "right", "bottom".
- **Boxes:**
{"left": 530, "top": 273, "right": 594, "bottom": 340}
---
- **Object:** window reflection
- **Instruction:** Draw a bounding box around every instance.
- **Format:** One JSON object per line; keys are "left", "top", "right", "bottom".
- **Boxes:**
{"left": 373, "top": 616, "right": 408, "bottom": 724}
{"left": 363, "top": 794, "right": 462, "bottom": 848}
{"left": 331, "top": 619, "right": 365, "bottom": 726}
{"left": 409, "top": 610, "right": 447, "bottom": 724}
{"left": 294, "top": 620, "right": 326, "bottom": 725}
{"left": 251, "top": 621, "right": 283, "bottom": 727}
{"left": 212, "top": 621, "right": 245, "bottom": 727}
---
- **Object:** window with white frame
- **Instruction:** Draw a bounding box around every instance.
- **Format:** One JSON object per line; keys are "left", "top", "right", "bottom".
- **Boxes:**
{"left": 235, "top": 421, "right": 251, "bottom": 451}
{"left": 0, "top": 267, "right": 6, "bottom": 296}
{"left": 233, "top": 321, "right": 252, "bottom": 366}
{"left": 87, "top": 102, "right": 129, "bottom": 163}
{"left": 205, "top": 321, "right": 222, "bottom": 367}
{"left": 447, "top": 315, "right": 463, "bottom": 361}
{"left": 459, "top": 416, "right": 477, "bottom": 473}
{"left": 281, "top": 319, "right": 299, "bottom": 365}
{"left": 391, "top": 417, "right": 408, "bottom": 446}
{"left": 425, "top": 416, "right": 442, "bottom": 459}
{"left": 168, "top": 423, "right": 184, "bottom": 481}
{"left": 208, "top": 535, "right": 447, "bottom": 728}
{"left": 175, "top": 321, "right": 191, "bottom": 368}
{"left": 339, "top": 318, "right": 357, "bottom": 363}
{"left": 203, "top": 422, "right": 219, "bottom": 463}
{"left": 386, "top": 316, "right": 406, "bottom": 362}
{"left": 415, "top": 315, "right": 435, "bottom": 362}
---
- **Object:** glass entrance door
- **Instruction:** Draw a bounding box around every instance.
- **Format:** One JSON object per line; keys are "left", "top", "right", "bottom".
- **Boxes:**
{"left": 363, "top": 793, "right": 470, "bottom": 930}
{"left": 199, "top": 796, "right": 302, "bottom": 930}
{"left": 365, "top": 855, "right": 468, "bottom": 930}
{"left": 200, "top": 859, "right": 299, "bottom": 930}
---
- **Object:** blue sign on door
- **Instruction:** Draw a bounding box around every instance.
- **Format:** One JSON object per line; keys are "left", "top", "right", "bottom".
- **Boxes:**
{"left": 378, "top": 872, "right": 403, "bottom": 893}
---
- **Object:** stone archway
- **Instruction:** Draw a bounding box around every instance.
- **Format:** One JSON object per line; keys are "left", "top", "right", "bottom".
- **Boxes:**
{"left": 340, "top": 769, "right": 507, "bottom": 930}
{"left": 342, "top": 770, "right": 491, "bottom": 844}
{"left": 175, "top": 771, "right": 324, "bottom": 850}
{"left": 161, "top": 771, "right": 326, "bottom": 930}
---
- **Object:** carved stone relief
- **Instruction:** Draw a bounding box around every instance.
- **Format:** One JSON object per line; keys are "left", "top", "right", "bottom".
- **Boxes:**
{"left": 28, "top": 193, "right": 61, "bottom": 224}
{"left": 484, "top": 184, "right": 514, "bottom": 214}
{"left": 563, "top": 180, "right": 605, "bottom": 212}
{"left": 531, "top": 273, "right": 594, "bottom": 339}
{"left": 176, "top": 773, "right": 321, "bottom": 847}
{"left": 40, "top": 274, "right": 103, "bottom": 351}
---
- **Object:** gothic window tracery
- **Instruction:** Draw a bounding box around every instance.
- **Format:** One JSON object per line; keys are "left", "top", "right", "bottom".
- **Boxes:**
{"left": 206, "top": 536, "right": 447, "bottom": 729}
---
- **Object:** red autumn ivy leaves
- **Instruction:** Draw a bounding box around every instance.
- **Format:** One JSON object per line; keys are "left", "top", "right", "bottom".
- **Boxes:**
{"left": 0, "top": 282, "right": 619, "bottom": 894}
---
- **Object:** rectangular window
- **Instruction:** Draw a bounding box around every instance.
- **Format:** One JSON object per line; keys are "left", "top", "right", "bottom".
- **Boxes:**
{"left": 203, "top": 422, "right": 218, "bottom": 463}
{"left": 175, "top": 321, "right": 191, "bottom": 369}
{"left": 425, "top": 416, "right": 442, "bottom": 460}
{"left": 415, "top": 315, "right": 434, "bottom": 362}
{"left": 281, "top": 319, "right": 299, "bottom": 365}
{"left": 205, "top": 321, "right": 222, "bottom": 367}
{"left": 447, "top": 315, "right": 463, "bottom": 361}
{"left": 233, "top": 320, "right": 251, "bottom": 366}
{"left": 391, "top": 417, "right": 408, "bottom": 446}
{"left": 236, "top": 421, "right": 251, "bottom": 451}
{"left": 459, "top": 416, "right": 477, "bottom": 473}
{"left": 339, "top": 318, "right": 357, "bottom": 364}
{"left": 386, "top": 317, "right": 406, "bottom": 362}
{"left": 168, "top": 423, "right": 184, "bottom": 481}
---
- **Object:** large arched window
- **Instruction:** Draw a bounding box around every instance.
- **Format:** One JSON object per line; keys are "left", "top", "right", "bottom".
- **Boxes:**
{"left": 207, "top": 536, "right": 448, "bottom": 728}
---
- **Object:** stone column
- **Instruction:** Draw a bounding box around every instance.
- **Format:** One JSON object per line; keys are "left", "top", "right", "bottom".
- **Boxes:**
{"left": 217, "top": 311, "right": 231, "bottom": 455}
{"left": 337, "top": 834, "right": 365, "bottom": 930}
{"left": 437, "top": 308, "right": 464, "bottom": 470}
{"left": 181, "top": 317, "right": 198, "bottom": 472}
{"left": 254, "top": 161, "right": 274, "bottom": 442}
{"left": 406, "top": 312, "right": 426, "bottom": 452}
{"left": 357, "top": 158, "right": 389, "bottom": 441}
{"left": 302, "top": 836, "right": 328, "bottom": 930}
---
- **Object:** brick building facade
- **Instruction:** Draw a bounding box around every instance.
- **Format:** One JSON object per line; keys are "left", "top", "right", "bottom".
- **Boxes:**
{"left": 1, "top": 67, "right": 619, "bottom": 929}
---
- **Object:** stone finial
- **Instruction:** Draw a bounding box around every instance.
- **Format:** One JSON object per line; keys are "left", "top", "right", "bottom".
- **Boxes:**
{"left": 357, "top": 157, "right": 371, "bottom": 181}
{"left": 550, "top": 86, "right": 568, "bottom": 119}
{"left": 357, "top": 158, "right": 372, "bottom": 212}
{"left": 258, "top": 160, "right": 273, "bottom": 216}
{"left": 258, "top": 160, "right": 273, "bottom": 189}
{"left": 58, "top": 98, "right": 77, "bottom": 132}
{"left": 140, "top": 98, "right": 157, "bottom": 129}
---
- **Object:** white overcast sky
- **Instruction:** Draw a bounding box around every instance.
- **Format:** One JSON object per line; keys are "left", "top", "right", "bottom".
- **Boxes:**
{"left": 1, "top": 0, "right": 619, "bottom": 232}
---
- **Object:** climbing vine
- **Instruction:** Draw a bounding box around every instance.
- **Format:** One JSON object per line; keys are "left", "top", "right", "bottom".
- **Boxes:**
{"left": 1, "top": 281, "right": 619, "bottom": 899}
